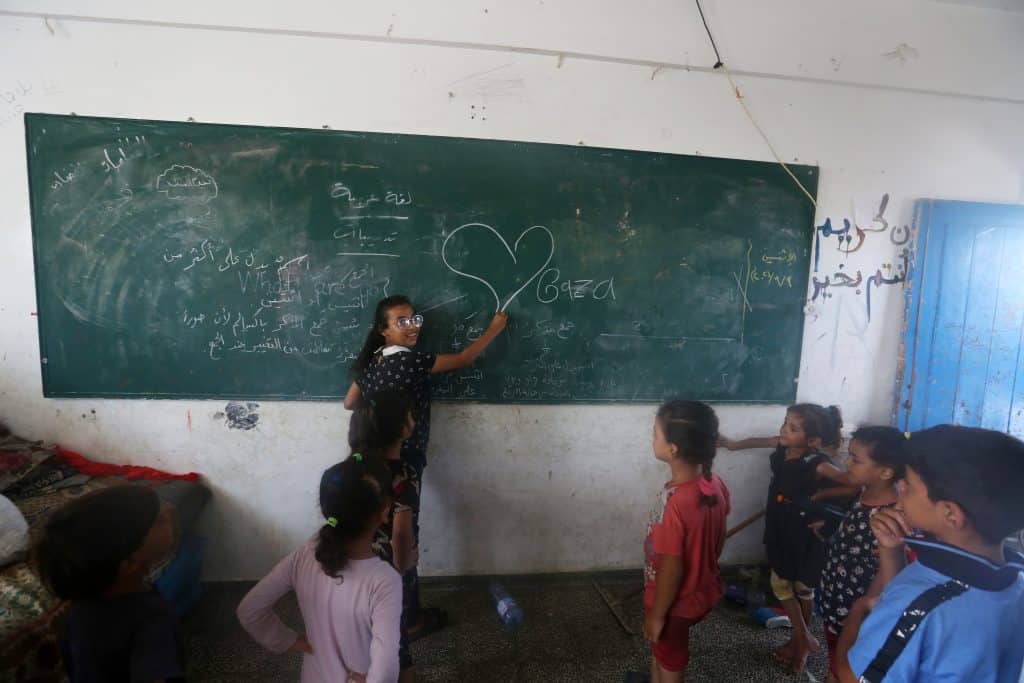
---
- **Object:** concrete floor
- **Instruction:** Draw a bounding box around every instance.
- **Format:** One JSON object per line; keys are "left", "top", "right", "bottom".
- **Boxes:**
{"left": 183, "top": 572, "right": 828, "bottom": 682}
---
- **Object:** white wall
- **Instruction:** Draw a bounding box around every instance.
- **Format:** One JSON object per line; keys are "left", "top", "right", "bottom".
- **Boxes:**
{"left": 1, "top": 1, "right": 1022, "bottom": 579}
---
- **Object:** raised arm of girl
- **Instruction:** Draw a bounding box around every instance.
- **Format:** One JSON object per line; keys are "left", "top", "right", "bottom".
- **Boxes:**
{"left": 718, "top": 435, "right": 779, "bottom": 451}
{"left": 814, "top": 461, "right": 856, "bottom": 488}
{"left": 345, "top": 296, "right": 508, "bottom": 410}
{"left": 430, "top": 311, "right": 508, "bottom": 373}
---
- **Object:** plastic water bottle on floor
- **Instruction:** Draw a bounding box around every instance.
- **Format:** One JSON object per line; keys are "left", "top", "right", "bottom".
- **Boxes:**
{"left": 744, "top": 587, "right": 767, "bottom": 613}
{"left": 724, "top": 583, "right": 766, "bottom": 613}
{"left": 752, "top": 606, "right": 791, "bottom": 629}
{"left": 488, "top": 581, "right": 524, "bottom": 630}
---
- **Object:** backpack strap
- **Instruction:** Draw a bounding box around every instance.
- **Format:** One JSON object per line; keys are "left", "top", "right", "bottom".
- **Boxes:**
{"left": 858, "top": 579, "right": 969, "bottom": 682}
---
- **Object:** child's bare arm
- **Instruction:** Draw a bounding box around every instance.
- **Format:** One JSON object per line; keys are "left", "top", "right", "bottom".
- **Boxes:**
{"left": 866, "top": 508, "right": 910, "bottom": 596}
{"left": 872, "top": 546, "right": 907, "bottom": 595}
{"left": 816, "top": 461, "right": 855, "bottom": 486}
{"left": 391, "top": 509, "right": 417, "bottom": 573}
{"left": 834, "top": 594, "right": 878, "bottom": 683}
{"left": 237, "top": 552, "right": 301, "bottom": 653}
{"left": 642, "top": 554, "right": 684, "bottom": 643}
{"left": 432, "top": 312, "right": 508, "bottom": 373}
{"left": 342, "top": 382, "right": 361, "bottom": 410}
{"left": 718, "top": 435, "right": 779, "bottom": 451}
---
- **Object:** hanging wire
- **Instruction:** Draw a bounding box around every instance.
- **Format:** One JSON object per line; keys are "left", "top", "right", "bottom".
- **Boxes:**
{"left": 693, "top": 0, "right": 817, "bottom": 207}
{"left": 694, "top": 0, "right": 723, "bottom": 69}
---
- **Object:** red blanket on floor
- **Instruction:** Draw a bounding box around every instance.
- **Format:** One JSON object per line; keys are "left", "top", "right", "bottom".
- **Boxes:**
{"left": 55, "top": 446, "right": 199, "bottom": 482}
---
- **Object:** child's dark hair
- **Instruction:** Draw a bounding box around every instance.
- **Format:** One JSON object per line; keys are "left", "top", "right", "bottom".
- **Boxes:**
{"left": 32, "top": 485, "right": 161, "bottom": 600}
{"left": 656, "top": 400, "right": 720, "bottom": 506}
{"left": 788, "top": 403, "right": 843, "bottom": 449}
{"left": 315, "top": 454, "right": 393, "bottom": 577}
{"left": 851, "top": 426, "right": 908, "bottom": 480}
{"left": 350, "top": 295, "right": 413, "bottom": 379}
{"left": 906, "top": 425, "right": 1024, "bottom": 545}
{"left": 347, "top": 389, "right": 414, "bottom": 457}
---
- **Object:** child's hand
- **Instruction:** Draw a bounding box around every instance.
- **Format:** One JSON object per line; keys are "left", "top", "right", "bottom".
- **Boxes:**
{"left": 288, "top": 634, "right": 314, "bottom": 655}
{"left": 642, "top": 612, "right": 665, "bottom": 643}
{"left": 717, "top": 435, "right": 736, "bottom": 450}
{"left": 859, "top": 595, "right": 879, "bottom": 613}
{"left": 808, "top": 520, "right": 826, "bottom": 540}
{"left": 869, "top": 507, "right": 912, "bottom": 549}
{"left": 488, "top": 311, "right": 509, "bottom": 333}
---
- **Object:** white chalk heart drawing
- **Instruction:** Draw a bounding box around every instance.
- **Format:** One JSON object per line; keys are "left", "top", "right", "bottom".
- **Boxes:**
{"left": 441, "top": 223, "right": 555, "bottom": 312}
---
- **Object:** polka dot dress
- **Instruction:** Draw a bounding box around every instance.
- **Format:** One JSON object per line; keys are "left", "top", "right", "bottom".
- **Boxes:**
{"left": 356, "top": 349, "right": 436, "bottom": 472}
{"left": 820, "top": 500, "right": 893, "bottom": 635}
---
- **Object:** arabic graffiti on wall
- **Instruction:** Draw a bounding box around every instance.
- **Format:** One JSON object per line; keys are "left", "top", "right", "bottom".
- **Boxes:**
{"left": 809, "top": 194, "right": 913, "bottom": 321}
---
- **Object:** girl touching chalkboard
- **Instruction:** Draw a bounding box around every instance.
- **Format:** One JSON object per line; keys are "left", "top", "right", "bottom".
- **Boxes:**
{"left": 343, "top": 295, "right": 507, "bottom": 474}
{"left": 343, "top": 295, "right": 506, "bottom": 642}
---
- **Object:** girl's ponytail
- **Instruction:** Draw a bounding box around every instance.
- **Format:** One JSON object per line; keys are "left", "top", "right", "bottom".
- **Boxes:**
{"left": 315, "top": 453, "right": 392, "bottom": 578}
{"left": 698, "top": 461, "right": 718, "bottom": 508}
{"left": 314, "top": 512, "right": 363, "bottom": 579}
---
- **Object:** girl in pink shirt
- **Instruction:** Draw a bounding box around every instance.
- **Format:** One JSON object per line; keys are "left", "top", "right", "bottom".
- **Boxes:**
{"left": 237, "top": 455, "right": 402, "bottom": 683}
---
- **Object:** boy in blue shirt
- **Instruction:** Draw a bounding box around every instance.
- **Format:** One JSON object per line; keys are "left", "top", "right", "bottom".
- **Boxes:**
{"left": 835, "top": 425, "right": 1024, "bottom": 682}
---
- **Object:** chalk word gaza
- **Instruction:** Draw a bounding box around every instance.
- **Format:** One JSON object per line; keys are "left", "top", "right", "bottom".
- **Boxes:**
{"left": 536, "top": 268, "right": 616, "bottom": 304}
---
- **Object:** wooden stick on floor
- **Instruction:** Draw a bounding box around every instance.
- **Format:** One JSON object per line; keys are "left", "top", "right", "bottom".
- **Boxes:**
{"left": 726, "top": 508, "right": 766, "bottom": 539}
{"left": 594, "top": 508, "right": 767, "bottom": 635}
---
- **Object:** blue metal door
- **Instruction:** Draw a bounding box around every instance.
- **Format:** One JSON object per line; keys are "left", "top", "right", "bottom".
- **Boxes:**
{"left": 899, "top": 200, "right": 1024, "bottom": 437}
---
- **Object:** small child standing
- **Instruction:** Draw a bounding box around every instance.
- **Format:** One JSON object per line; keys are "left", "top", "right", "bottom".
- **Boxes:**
{"left": 237, "top": 455, "right": 402, "bottom": 683}
{"left": 838, "top": 425, "right": 1024, "bottom": 682}
{"left": 643, "top": 400, "right": 731, "bottom": 683}
{"left": 33, "top": 485, "right": 183, "bottom": 683}
{"left": 348, "top": 390, "right": 422, "bottom": 681}
{"left": 721, "top": 403, "right": 852, "bottom": 674}
{"left": 818, "top": 426, "right": 907, "bottom": 683}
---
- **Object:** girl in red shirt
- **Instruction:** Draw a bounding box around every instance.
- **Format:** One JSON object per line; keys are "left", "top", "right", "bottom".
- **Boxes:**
{"left": 643, "top": 400, "right": 731, "bottom": 682}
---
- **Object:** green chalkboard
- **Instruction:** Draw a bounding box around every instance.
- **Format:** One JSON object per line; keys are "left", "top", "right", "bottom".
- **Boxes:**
{"left": 25, "top": 113, "right": 817, "bottom": 403}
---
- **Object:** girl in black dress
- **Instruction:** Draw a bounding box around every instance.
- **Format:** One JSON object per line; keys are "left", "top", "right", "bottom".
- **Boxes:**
{"left": 720, "top": 403, "right": 855, "bottom": 675}
{"left": 343, "top": 295, "right": 507, "bottom": 475}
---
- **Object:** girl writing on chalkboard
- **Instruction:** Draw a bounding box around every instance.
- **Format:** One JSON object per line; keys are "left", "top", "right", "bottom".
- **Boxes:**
{"left": 719, "top": 403, "right": 854, "bottom": 675}
{"left": 342, "top": 294, "right": 507, "bottom": 639}
{"left": 343, "top": 295, "right": 508, "bottom": 473}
